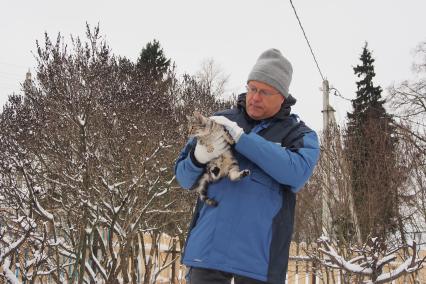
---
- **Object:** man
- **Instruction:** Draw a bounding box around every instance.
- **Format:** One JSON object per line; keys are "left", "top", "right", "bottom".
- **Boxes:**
{"left": 175, "top": 49, "right": 320, "bottom": 284}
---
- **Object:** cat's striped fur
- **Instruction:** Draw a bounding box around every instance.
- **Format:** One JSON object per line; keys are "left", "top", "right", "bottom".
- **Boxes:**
{"left": 188, "top": 111, "right": 250, "bottom": 207}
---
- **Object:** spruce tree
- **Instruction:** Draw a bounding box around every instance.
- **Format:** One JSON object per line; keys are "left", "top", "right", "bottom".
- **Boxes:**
{"left": 345, "top": 43, "right": 398, "bottom": 241}
{"left": 134, "top": 39, "right": 175, "bottom": 128}
{"left": 136, "top": 39, "right": 171, "bottom": 82}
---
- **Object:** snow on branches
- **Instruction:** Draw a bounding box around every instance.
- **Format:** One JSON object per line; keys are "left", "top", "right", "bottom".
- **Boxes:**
{"left": 315, "top": 236, "right": 425, "bottom": 283}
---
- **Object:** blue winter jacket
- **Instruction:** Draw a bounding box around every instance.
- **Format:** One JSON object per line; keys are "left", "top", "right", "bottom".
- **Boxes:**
{"left": 174, "top": 94, "right": 320, "bottom": 283}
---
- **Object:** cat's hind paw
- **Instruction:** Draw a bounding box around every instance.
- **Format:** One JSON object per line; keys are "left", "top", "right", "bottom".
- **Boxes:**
{"left": 241, "top": 169, "right": 250, "bottom": 177}
{"left": 205, "top": 198, "right": 218, "bottom": 207}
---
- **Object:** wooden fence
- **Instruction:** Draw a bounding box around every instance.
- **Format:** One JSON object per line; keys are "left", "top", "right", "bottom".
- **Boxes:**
{"left": 3, "top": 234, "right": 425, "bottom": 283}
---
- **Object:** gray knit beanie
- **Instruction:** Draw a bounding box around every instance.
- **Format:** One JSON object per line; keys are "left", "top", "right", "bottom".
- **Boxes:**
{"left": 247, "top": 48, "right": 293, "bottom": 98}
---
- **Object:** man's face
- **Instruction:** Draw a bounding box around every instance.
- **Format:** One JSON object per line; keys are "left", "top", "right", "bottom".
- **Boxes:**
{"left": 246, "top": 80, "right": 285, "bottom": 120}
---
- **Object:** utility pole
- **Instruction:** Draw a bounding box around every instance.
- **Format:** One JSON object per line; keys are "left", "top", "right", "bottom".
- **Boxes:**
{"left": 321, "top": 80, "right": 362, "bottom": 243}
{"left": 26, "top": 69, "right": 32, "bottom": 81}
{"left": 321, "top": 79, "right": 333, "bottom": 237}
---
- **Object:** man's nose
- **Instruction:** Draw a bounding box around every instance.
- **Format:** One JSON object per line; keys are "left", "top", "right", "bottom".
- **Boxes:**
{"left": 252, "top": 91, "right": 263, "bottom": 101}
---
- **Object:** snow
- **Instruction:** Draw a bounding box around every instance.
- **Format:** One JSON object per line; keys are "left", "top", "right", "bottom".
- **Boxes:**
{"left": 85, "top": 227, "right": 92, "bottom": 234}
{"left": 376, "top": 254, "right": 397, "bottom": 267}
{"left": 2, "top": 258, "right": 19, "bottom": 284}
{"left": 113, "top": 205, "right": 122, "bottom": 214}
{"left": 16, "top": 215, "right": 36, "bottom": 231}
{"left": 376, "top": 258, "right": 412, "bottom": 282}
{"left": 85, "top": 260, "right": 97, "bottom": 281}
{"left": 319, "top": 242, "right": 374, "bottom": 275}
{"left": 165, "top": 175, "right": 175, "bottom": 185}
{"left": 317, "top": 237, "right": 426, "bottom": 283}
{"left": 77, "top": 114, "right": 86, "bottom": 126}
{"left": 155, "top": 188, "right": 169, "bottom": 197}
{"left": 91, "top": 252, "right": 107, "bottom": 280}
{"left": 0, "top": 234, "right": 28, "bottom": 264}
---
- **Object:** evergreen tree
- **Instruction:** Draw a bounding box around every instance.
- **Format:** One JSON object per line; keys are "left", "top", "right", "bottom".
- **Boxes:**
{"left": 345, "top": 43, "right": 398, "bottom": 241}
{"left": 349, "top": 43, "right": 387, "bottom": 121}
{"left": 136, "top": 39, "right": 171, "bottom": 82}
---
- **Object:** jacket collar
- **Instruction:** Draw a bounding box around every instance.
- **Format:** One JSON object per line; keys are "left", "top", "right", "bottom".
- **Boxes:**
{"left": 237, "top": 93, "right": 297, "bottom": 122}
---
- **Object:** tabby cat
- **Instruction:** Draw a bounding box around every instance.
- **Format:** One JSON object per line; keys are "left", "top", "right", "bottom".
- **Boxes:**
{"left": 188, "top": 111, "right": 250, "bottom": 207}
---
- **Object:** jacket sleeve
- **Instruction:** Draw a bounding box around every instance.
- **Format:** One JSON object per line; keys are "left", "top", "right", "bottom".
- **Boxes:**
{"left": 174, "top": 138, "right": 205, "bottom": 190}
{"left": 235, "top": 130, "right": 320, "bottom": 193}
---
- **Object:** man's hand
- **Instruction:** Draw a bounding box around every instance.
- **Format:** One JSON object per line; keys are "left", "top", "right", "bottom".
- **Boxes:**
{"left": 210, "top": 116, "right": 244, "bottom": 143}
{"left": 194, "top": 134, "right": 229, "bottom": 164}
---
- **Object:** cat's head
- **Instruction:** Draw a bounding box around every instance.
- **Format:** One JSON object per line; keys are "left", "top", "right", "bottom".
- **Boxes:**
{"left": 187, "top": 111, "right": 211, "bottom": 137}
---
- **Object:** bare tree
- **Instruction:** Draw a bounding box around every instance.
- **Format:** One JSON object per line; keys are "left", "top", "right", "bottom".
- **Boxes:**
{"left": 0, "top": 25, "right": 181, "bottom": 283}
{"left": 388, "top": 40, "right": 426, "bottom": 245}
{"left": 294, "top": 123, "right": 361, "bottom": 245}
{"left": 315, "top": 237, "right": 425, "bottom": 283}
{"left": 196, "top": 58, "right": 230, "bottom": 100}
{"left": 0, "top": 25, "right": 237, "bottom": 283}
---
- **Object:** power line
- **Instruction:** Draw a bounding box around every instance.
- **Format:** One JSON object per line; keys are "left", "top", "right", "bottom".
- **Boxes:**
{"left": 289, "top": 0, "right": 325, "bottom": 81}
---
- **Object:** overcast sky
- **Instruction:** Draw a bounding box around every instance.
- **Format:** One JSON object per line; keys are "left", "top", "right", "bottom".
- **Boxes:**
{"left": 1, "top": 0, "right": 425, "bottom": 132}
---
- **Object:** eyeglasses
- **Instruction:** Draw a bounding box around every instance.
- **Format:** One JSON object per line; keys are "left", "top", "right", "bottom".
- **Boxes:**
{"left": 246, "top": 85, "right": 280, "bottom": 97}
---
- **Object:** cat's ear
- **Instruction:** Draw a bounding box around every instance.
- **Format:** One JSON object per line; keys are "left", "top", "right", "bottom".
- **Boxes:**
{"left": 193, "top": 111, "right": 205, "bottom": 122}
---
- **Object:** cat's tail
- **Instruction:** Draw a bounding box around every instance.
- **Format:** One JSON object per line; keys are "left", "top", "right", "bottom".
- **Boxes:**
{"left": 192, "top": 173, "right": 219, "bottom": 207}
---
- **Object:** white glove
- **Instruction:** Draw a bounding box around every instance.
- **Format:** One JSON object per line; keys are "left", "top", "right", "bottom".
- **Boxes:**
{"left": 194, "top": 134, "right": 229, "bottom": 164}
{"left": 210, "top": 116, "right": 244, "bottom": 143}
